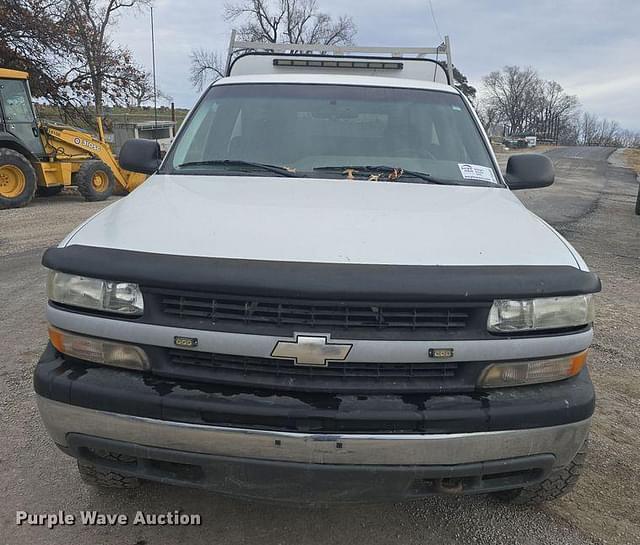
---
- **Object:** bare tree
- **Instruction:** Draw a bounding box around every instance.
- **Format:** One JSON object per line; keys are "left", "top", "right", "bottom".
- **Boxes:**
{"left": 580, "top": 111, "right": 600, "bottom": 146}
{"left": 482, "top": 66, "right": 540, "bottom": 134}
{"left": 617, "top": 128, "right": 640, "bottom": 148}
{"left": 597, "top": 118, "right": 620, "bottom": 146}
{"left": 225, "top": 0, "right": 355, "bottom": 45}
{"left": 0, "top": 0, "right": 155, "bottom": 126}
{"left": 157, "top": 89, "right": 174, "bottom": 106}
{"left": 64, "top": 0, "right": 151, "bottom": 115}
{"left": 480, "top": 65, "right": 582, "bottom": 145}
{"left": 0, "top": 1, "right": 74, "bottom": 104}
{"left": 189, "top": 49, "right": 225, "bottom": 91}
{"left": 127, "top": 70, "right": 154, "bottom": 107}
{"left": 556, "top": 112, "right": 581, "bottom": 146}
{"left": 476, "top": 101, "right": 501, "bottom": 134}
{"left": 536, "top": 80, "right": 578, "bottom": 134}
{"left": 190, "top": 0, "right": 356, "bottom": 89}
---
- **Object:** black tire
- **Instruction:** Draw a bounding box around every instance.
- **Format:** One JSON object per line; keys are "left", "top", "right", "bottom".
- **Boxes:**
{"left": 493, "top": 441, "right": 587, "bottom": 505}
{"left": 77, "top": 460, "right": 141, "bottom": 489}
{"left": 75, "top": 160, "right": 115, "bottom": 202}
{"left": 635, "top": 183, "right": 640, "bottom": 215}
{"left": 37, "top": 185, "right": 63, "bottom": 197}
{"left": 0, "top": 148, "right": 37, "bottom": 209}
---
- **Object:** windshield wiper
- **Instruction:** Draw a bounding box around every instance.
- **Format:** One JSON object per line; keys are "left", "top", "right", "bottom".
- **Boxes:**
{"left": 312, "top": 165, "right": 456, "bottom": 185}
{"left": 177, "top": 160, "right": 300, "bottom": 178}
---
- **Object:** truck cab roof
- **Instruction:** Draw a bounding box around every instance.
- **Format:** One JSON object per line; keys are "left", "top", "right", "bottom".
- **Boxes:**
{"left": 211, "top": 73, "right": 460, "bottom": 94}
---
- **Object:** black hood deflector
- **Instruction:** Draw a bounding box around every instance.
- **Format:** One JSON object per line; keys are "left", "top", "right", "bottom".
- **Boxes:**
{"left": 43, "top": 245, "right": 601, "bottom": 302}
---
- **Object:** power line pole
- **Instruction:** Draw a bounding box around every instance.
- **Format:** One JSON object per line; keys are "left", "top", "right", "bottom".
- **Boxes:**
{"left": 151, "top": 6, "right": 158, "bottom": 129}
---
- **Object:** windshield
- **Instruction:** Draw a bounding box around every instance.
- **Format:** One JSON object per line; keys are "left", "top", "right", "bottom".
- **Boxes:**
{"left": 165, "top": 83, "right": 500, "bottom": 186}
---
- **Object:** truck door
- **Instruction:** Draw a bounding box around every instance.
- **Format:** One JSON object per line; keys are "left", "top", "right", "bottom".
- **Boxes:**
{"left": 0, "top": 78, "right": 45, "bottom": 156}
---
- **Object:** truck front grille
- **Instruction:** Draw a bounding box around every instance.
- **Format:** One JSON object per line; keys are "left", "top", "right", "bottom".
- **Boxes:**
{"left": 161, "top": 348, "right": 466, "bottom": 393}
{"left": 150, "top": 289, "right": 485, "bottom": 338}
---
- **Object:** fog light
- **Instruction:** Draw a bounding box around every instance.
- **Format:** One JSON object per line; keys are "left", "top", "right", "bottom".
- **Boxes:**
{"left": 478, "top": 350, "right": 588, "bottom": 388}
{"left": 48, "top": 326, "right": 149, "bottom": 371}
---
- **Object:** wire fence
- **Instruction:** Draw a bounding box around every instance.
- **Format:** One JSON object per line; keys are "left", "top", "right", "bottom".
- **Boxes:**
{"left": 34, "top": 105, "right": 189, "bottom": 134}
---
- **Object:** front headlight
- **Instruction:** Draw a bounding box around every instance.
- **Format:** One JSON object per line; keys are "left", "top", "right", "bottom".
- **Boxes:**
{"left": 47, "top": 271, "right": 143, "bottom": 316}
{"left": 488, "top": 295, "right": 594, "bottom": 333}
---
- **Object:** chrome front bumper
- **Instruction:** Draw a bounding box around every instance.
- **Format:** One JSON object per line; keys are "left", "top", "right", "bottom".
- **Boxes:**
{"left": 37, "top": 396, "right": 590, "bottom": 468}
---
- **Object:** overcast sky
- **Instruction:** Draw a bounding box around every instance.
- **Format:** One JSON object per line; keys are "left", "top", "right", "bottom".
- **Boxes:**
{"left": 113, "top": 0, "right": 640, "bottom": 130}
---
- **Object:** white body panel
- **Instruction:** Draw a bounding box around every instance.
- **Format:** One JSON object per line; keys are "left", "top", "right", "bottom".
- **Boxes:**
{"left": 214, "top": 73, "right": 457, "bottom": 93}
{"left": 64, "top": 174, "right": 581, "bottom": 269}
{"left": 230, "top": 54, "right": 449, "bottom": 84}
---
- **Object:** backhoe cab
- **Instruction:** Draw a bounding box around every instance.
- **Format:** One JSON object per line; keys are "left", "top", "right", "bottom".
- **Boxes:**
{"left": 0, "top": 68, "right": 146, "bottom": 209}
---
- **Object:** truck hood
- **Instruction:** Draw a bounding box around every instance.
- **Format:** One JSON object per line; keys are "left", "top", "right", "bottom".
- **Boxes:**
{"left": 64, "top": 175, "right": 581, "bottom": 268}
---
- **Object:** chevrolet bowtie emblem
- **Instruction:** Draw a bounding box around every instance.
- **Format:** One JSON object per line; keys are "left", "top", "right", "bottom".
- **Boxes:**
{"left": 271, "top": 335, "right": 352, "bottom": 367}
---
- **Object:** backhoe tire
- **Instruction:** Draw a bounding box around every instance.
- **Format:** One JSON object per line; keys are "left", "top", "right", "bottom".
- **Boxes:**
{"left": 0, "top": 148, "right": 37, "bottom": 209}
{"left": 37, "top": 185, "right": 63, "bottom": 197}
{"left": 492, "top": 440, "right": 588, "bottom": 505}
{"left": 76, "top": 160, "right": 115, "bottom": 202}
{"left": 635, "top": 183, "right": 640, "bottom": 215}
{"left": 77, "top": 460, "right": 141, "bottom": 489}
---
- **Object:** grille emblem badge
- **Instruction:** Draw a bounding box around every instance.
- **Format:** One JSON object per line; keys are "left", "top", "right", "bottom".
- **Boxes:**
{"left": 271, "top": 335, "right": 352, "bottom": 367}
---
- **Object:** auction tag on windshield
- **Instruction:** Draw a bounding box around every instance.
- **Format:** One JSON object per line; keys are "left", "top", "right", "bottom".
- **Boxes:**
{"left": 458, "top": 163, "right": 497, "bottom": 184}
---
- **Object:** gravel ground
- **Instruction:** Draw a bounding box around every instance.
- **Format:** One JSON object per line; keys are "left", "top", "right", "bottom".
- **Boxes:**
{"left": 1, "top": 147, "right": 638, "bottom": 545}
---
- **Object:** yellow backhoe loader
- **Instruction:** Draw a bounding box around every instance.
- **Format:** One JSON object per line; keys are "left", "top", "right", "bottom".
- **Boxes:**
{"left": 0, "top": 68, "right": 147, "bottom": 209}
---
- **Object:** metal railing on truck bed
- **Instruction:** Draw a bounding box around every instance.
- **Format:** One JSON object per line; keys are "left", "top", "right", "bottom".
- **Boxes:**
{"left": 225, "top": 30, "right": 454, "bottom": 85}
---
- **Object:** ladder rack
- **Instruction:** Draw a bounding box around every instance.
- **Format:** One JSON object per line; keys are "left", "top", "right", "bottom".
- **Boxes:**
{"left": 225, "top": 30, "right": 454, "bottom": 85}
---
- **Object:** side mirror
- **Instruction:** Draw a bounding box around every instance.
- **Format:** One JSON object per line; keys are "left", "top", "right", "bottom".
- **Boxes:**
{"left": 504, "top": 153, "right": 554, "bottom": 190}
{"left": 119, "top": 139, "right": 161, "bottom": 174}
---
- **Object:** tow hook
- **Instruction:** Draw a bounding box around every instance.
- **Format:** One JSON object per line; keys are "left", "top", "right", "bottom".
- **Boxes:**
{"left": 436, "top": 478, "right": 465, "bottom": 494}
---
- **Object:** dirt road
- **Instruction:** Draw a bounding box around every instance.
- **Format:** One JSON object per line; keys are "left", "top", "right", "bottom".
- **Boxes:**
{"left": 1, "top": 147, "right": 638, "bottom": 545}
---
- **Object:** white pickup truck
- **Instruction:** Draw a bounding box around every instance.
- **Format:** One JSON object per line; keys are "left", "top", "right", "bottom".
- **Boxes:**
{"left": 35, "top": 39, "right": 600, "bottom": 505}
